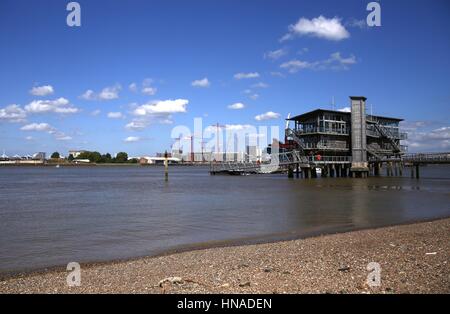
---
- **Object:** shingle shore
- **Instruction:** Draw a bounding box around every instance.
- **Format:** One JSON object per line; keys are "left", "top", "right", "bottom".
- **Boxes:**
{"left": 1, "top": 218, "right": 449, "bottom": 293}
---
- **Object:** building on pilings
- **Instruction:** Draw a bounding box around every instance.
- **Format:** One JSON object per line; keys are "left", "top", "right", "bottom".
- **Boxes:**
{"left": 286, "top": 96, "right": 408, "bottom": 177}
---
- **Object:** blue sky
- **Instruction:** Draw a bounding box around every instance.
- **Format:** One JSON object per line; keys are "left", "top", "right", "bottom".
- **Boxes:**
{"left": 1, "top": 0, "right": 449, "bottom": 156}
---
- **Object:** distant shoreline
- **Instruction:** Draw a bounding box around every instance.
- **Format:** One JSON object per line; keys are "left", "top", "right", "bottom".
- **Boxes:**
{"left": 1, "top": 217, "right": 449, "bottom": 293}
{"left": 0, "top": 163, "right": 210, "bottom": 167}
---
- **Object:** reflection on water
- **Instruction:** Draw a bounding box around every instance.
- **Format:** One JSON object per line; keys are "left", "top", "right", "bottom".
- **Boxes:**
{"left": 0, "top": 165, "right": 449, "bottom": 273}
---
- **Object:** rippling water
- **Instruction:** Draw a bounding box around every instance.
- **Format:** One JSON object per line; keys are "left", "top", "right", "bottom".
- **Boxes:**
{"left": 1, "top": 165, "right": 449, "bottom": 273}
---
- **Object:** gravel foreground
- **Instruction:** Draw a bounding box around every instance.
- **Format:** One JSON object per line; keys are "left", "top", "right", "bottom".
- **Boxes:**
{"left": 1, "top": 218, "right": 449, "bottom": 294}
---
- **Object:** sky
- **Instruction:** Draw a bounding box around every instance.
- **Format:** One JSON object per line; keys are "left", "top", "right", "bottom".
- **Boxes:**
{"left": 1, "top": 0, "right": 449, "bottom": 157}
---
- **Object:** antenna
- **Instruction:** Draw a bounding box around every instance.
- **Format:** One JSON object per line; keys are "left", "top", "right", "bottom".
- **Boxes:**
{"left": 331, "top": 96, "right": 335, "bottom": 111}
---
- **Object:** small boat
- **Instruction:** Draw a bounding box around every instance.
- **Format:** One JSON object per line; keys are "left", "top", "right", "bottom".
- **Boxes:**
{"left": 55, "top": 164, "right": 60, "bottom": 168}
{"left": 316, "top": 167, "right": 322, "bottom": 175}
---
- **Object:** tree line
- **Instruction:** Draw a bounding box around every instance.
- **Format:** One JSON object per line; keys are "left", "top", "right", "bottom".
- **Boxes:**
{"left": 51, "top": 151, "right": 138, "bottom": 163}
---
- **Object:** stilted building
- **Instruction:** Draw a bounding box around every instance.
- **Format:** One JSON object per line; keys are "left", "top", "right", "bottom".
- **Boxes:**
{"left": 286, "top": 96, "right": 407, "bottom": 177}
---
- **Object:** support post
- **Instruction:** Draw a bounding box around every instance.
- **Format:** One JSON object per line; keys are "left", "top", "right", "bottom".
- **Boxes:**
{"left": 164, "top": 150, "right": 169, "bottom": 181}
{"left": 288, "top": 166, "right": 294, "bottom": 179}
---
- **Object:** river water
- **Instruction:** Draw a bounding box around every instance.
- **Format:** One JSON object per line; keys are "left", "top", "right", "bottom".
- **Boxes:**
{"left": 0, "top": 165, "right": 449, "bottom": 273}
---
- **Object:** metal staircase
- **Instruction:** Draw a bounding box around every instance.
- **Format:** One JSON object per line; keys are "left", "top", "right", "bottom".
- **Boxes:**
{"left": 373, "top": 123, "right": 401, "bottom": 153}
{"left": 285, "top": 128, "right": 306, "bottom": 154}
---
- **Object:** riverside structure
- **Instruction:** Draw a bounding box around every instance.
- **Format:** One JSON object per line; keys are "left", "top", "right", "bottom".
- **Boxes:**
{"left": 210, "top": 96, "right": 450, "bottom": 177}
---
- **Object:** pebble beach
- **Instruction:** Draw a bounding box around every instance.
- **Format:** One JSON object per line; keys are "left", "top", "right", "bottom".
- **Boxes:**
{"left": 1, "top": 218, "right": 449, "bottom": 294}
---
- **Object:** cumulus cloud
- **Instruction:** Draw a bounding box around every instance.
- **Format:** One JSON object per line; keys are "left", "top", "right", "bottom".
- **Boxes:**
{"left": 125, "top": 99, "right": 188, "bottom": 131}
{"left": 402, "top": 121, "right": 450, "bottom": 152}
{"left": 281, "top": 16, "right": 350, "bottom": 41}
{"left": 234, "top": 72, "right": 260, "bottom": 80}
{"left": 191, "top": 77, "right": 210, "bottom": 88}
{"left": 129, "top": 82, "right": 138, "bottom": 92}
{"left": 280, "top": 60, "right": 311, "bottom": 73}
{"left": 255, "top": 111, "right": 280, "bottom": 121}
{"left": 98, "top": 85, "right": 121, "bottom": 100}
{"left": 30, "top": 85, "right": 54, "bottom": 96}
{"left": 25, "top": 98, "right": 79, "bottom": 114}
{"left": 133, "top": 99, "right": 188, "bottom": 116}
{"left": 0, "top": 104, "right": 27, "bottom": 122}
{"left": 125, "top": 120, "right": 148, "bottom": 131}
{"left": 80, "top": 85, "right": 121, "bottom": 101}
{"left": 228, "top": 102, "right": 245, "bottom": 110}
{"left": 338, "top": 107, "right": 351, "bottom": 112}
{"left": 264, "top": 48, "right": 288, "bottom": 60}
{"left": 124, "top": 136, "right": 140, "bottom": 143}
{"left": 20, "top": 122, "right": 72, "bottom": 141}
{"left": 141, "top": 86, "right": 157, "bottom": 96}
{"left": 20, "top": 122, "right": 54, "bottom": 132}
{"left": 107, "top": 112, "right": 124, "bottom": 119}
{"left": 280, "top": 52, "right": 357, "bottom": 73}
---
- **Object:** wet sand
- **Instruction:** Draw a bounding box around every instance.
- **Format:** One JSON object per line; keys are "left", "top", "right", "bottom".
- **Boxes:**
{"left": 1, "top": 218, "right": 449, "bottom": 294}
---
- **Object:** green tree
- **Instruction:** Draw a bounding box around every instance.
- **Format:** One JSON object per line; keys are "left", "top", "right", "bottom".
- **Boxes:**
{"left": 101, "top": 153, "right": 112, "bottom": 163}
{"left": 77, "top": 151, "right": 90, "bottom": 159}
{"left": 51, "top": 152, "right": 60, "bottom": 159}
{"left": 89, "top": 151, "right": 102, "bottom": 163}
{"left": 68, "top": 154, "right": 74, "bottom": 161}
{"left": 115, "top": 152, "right": 128, "bottom": 163}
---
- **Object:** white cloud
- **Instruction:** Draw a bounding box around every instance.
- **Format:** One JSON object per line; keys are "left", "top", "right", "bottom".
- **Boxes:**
{"left": 30, "top": 85, "right": 54, "bottom": 96}
{"left": 399, "top": 121, "right": 450, "bottom": 152}
{"left": 280, "top": 60, "right": 312, "bottom": 73}
{"left": 80, "top": 89, "right": 96, "bottom": 100}
{"left": 80, "top": 85, "right": 121, "bottom": 101}
{"left": 281, "top": 16, "right": 350, "bottom": 41}
{"left": 25, "top": 98, "right": 79, "bottom": 114}
{"left": 280, "top": 52, "right": 357, "bottom": 73}
{"left": 191, "top": 77, "right": 210, "bottom": 88}
{"left": 55, "top": 135, "right": 72, "bottom": 141}
{"left": 20, "top": 122, "right": 54, "bottom": 132}
{"left": 338, "top": 107, "right": 351, "bottom": 112}
{"left": 251, "top": 82, "right": 269, "bottom": 89}
{"left": 142, "top": 86, "right": 157, "bottom": 96}
{"left": 20, "top": 122, "right": 73, "bottom": 141}
{"left": 0, "top": 104, "right": 27, "bottom": 122}
{"left": 124, "top": 136, "right": 140, "bottom": 143}
{"left": 107, "top": 112, "right": 124, "bottom": 119}
{"left": 133, "top": 99, "right": 188, "bottom": 116}
{"left": 129, "top": 82, "right": 138, "bottom": 92}
{"left": 91, "top": 109, "right": 101, "bottom": 116}
{"left": 346, "top": 18, "right": 367, "bottom": 29}
{"left": 98, "top": 85, "right": 121, "bottom": 100}
{"left": 327, "top": 52, "right": 356, "bottom": 66}
{"left": 228, "top": 102, "right": 245, "bottom": 110}
{"left": 255, "top": 111, "right": 280, "bottom": 121}
{"left": 234, "top": 72, "right": 260, "bottom": 80}
{"left": 125, "top": 120, "right": 148, "bottom": 131}
{"left": 249, "top": 93, "right": 259, "bottom": 100}
{"left": 264, "top": 48, "right": 288, "bottom": 60}
{"left": 25, "top": 136, "right": 33, "bottom": 141}
{"left": 126, "top": 99, "right": 188, "bottom": 131}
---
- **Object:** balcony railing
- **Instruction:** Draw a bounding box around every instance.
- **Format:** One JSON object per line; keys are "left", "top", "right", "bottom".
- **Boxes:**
{"left": 295, "top": 127, "right": 349, "bottom": 135}
{"left": 302, "top": 142, "right": 350, "bottom": 150}
{"left": 366, "top": 125, "right": 407, "bottom": 139}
